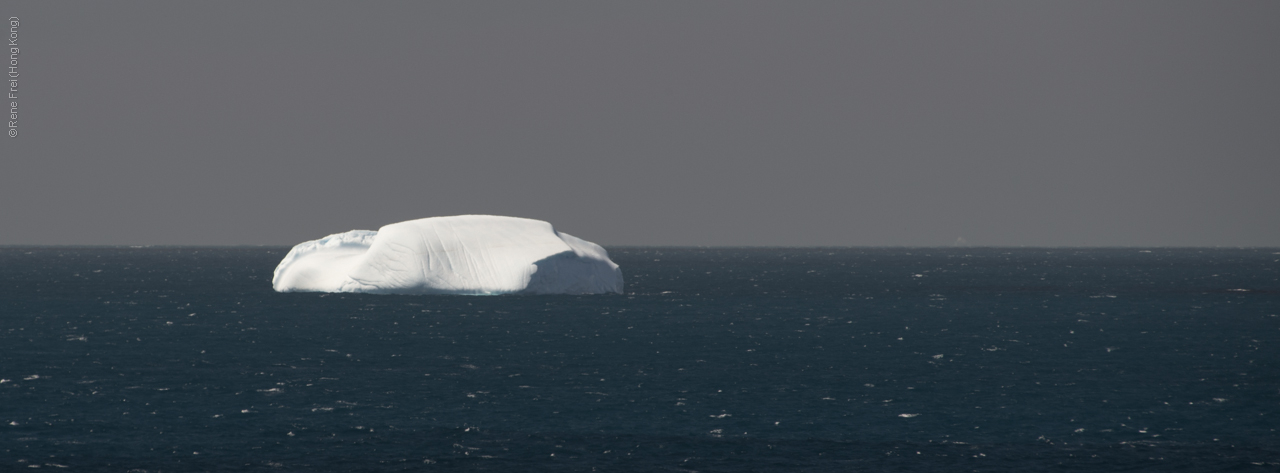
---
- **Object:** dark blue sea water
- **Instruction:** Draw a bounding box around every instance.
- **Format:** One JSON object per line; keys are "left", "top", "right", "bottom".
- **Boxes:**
{"left": 2, "top": 247, "right": 1278, "bottom": 472}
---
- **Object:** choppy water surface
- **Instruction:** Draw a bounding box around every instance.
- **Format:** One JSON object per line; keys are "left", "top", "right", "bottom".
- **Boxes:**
{"left": 2, "top": 247, "right": 1278, "bottom": 471}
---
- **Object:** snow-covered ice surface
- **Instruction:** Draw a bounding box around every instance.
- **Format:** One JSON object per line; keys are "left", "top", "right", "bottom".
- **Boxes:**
{"left": 272, "top": 215, "right": 622, "bottom": 295}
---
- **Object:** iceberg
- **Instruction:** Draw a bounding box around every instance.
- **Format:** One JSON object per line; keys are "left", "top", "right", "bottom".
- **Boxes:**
{"left": 272, "top": 215, "right": 623, "bottom": 295}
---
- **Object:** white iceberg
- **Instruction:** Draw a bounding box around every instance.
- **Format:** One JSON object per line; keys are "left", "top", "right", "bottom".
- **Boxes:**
{"left": 272, "top": 215, "right": 622, "bottom": 295}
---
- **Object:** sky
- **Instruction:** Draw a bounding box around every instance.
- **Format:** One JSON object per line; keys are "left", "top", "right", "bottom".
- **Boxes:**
{"left": 2, "top": 1, "right": 1277, "bottom": 246}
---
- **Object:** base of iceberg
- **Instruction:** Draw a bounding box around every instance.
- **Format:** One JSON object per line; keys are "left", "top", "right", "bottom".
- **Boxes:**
{"left": 272, "top": 215, "right": 623, "bottom": 295}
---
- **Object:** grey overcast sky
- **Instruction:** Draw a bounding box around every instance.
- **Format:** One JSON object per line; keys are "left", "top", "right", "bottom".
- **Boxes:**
{"left": 2, "top": 1, "right": 1277, "bottom": 246}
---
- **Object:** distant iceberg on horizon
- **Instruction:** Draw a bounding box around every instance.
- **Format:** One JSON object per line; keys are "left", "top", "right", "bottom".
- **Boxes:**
{"left": 272, "top": 215, "right": 623, "bottom": 295}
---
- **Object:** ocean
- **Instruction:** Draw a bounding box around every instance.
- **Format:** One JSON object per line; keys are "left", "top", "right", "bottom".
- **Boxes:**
{"left": 2, "top": 247, "right": 1277, "bottom": 471}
